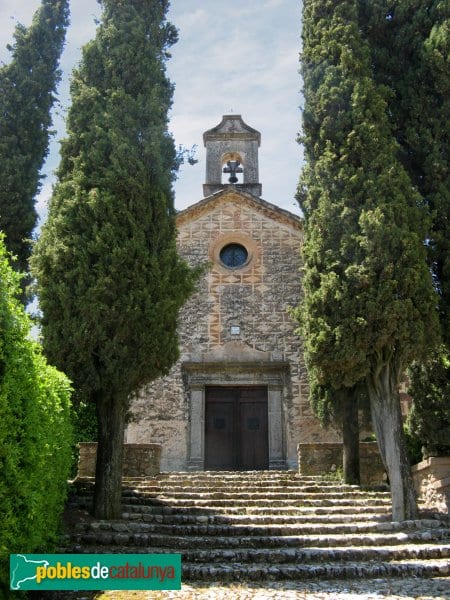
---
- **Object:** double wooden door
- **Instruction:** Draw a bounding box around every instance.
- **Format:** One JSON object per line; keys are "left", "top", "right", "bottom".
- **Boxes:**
{"left": 205, "top": 386, "right": 269, "bottom": 470}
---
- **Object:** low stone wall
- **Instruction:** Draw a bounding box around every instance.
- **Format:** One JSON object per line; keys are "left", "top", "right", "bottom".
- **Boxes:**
{"left": 77, "top": 443, "right": 162, "bottom": 478}
{"left": 411, "top": 456, "right": 450, "bottom": 513}
{"left": 298, "top": 442, "right": 386, "bottom": 486}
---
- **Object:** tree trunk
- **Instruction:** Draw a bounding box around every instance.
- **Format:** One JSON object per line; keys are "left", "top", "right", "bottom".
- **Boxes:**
{"left": 341, "top": 389, "right": 360, "bottom": 485}
{"left": 93, "top": 393, "right": 126, "bottom": 519}
{"left": 367, "top": 361, "right": 418, "bottom": 521}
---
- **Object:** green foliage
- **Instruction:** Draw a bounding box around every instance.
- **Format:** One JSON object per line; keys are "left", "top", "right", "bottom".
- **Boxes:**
{"left": 361, "top": 0, "right": 450, "bottom": 345}
{"left": 32, "top": 0, "right": 197, "bottom": 406}
{"left": 31, "top": 0, "right": 198, "bottom": 517}
{"left": 309, "top": 373, "right": 369, "bottom": 428}
{"left": 296, "top": 0, "right": 440, "bottom": 519}
{"left": 296, "top": 0, "right": 439, "bottom": 397}
{"left": 0, "top": 236, "right": 72, "bottom": 591}
{"left": 0, "top": 0, "right": 69, "bottom": 277}
{"left": 407, "top": 347, "right": 450, "bottom": 457}
{"left": 73, "top": 398, "right": 98, "bottom": 443}
{"left": 403, "top": 426, "right": 423, "bottom": 466}
{"left": 359, "top": 1, "right": 449, "bottom": 458}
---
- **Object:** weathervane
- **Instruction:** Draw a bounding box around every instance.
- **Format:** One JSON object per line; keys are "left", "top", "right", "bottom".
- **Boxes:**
{"left": 223, "top": 160, "right": 243, "bottom": 184}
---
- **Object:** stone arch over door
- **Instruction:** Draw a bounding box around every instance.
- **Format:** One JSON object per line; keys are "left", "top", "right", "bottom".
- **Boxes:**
{"left": 182, "top": 358, "right": 288, "bottom": 471}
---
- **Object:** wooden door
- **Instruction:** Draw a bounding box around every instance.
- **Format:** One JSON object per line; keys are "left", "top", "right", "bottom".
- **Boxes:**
{"left": 205, "top": 386, "right": 268, "bottom": 470}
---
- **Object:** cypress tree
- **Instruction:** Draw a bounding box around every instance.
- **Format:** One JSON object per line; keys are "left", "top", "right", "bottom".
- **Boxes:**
{"left": 32, "top": 0, "right": 197, "bottom": 519}
{"left": 361, "top": 0, "right": 450, "bottom": 344}
{"left": 0, "top": 0, "right": 69, "bottom": 279}
{"left": 296, "top": 0, "right": 439, "bottom": 520}
{"left": 362, "top": 1, "right": 450, "bottom": 455}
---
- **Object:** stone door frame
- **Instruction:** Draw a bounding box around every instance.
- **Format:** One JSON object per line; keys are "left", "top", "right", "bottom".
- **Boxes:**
{"left": 182, "top": 361, "right": 288, "bottom": 471}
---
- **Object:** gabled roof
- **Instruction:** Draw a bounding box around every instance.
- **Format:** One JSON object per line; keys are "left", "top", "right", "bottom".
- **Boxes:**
{"left": 176, "top": 186, "right": 302, "bottom": 231}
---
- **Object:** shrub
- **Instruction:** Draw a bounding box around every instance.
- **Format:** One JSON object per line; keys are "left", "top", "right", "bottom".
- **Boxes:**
{"left": 0, "top": 237, "right": 72, "bottom": 592}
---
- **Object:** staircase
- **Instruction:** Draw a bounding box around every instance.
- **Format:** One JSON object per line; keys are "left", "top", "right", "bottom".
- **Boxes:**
{"left": 65, "top": 471, "right": 450, "bottom": 582}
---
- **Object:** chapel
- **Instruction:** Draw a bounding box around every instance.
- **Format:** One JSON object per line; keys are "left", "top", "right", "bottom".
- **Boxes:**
{"left": 125, "top": 115, "right": 341, "bottom": 471}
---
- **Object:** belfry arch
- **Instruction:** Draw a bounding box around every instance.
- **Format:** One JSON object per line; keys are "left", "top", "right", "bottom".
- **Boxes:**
{"left": 203, "top": 114, "right": 262, "bottom": 197}
{"left": 221, "top": 152, "right": 244, "bottom": 185}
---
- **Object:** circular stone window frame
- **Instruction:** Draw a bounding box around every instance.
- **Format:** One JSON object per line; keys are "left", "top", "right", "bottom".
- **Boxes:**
{"left": 210, "top": 232, "right": 259, "bottom": 274}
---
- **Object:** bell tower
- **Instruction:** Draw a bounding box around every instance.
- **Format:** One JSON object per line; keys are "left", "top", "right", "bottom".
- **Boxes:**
{"left": 203, "top": 115, "right": 262, "bottom": 197}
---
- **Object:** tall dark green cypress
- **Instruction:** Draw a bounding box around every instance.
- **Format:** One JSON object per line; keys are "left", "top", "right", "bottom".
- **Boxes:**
{"left": 362, "top": 1, "right": 450, "bottom": 454}
{"left": 361, "top": 0, "right": 450, "bottom": 344}
{"left": 32, "top": 0, "right": 197, "bottom": 519}
{"left": 296, "top": 0, "right": 439, "bottom": 520}
{"left": 0, "top": 0, "right": 69, "bottom": 278}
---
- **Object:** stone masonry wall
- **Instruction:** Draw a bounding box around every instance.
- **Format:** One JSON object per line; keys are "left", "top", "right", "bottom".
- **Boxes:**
{"left": 126, "top": 191, "right": 341, "bottom": 470}
{"left": 411, "top": 456, "right": 450, "bottom": 513}
{"left": 77, "top": 443, "right": 161, "bottom": 478}
{"left": 298, "top": 442, "right": 386, "bottom": 486}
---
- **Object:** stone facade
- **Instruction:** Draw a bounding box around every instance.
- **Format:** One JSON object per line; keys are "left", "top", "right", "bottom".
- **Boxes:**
{"left": 125, "top": 116, "right": 341, "bottom": 472}
{"left": 126, "top": 187, "right": 341, "bottom": 471}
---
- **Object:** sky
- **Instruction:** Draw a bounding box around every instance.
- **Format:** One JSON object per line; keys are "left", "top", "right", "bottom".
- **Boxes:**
{"left": 0, "top": 0, "right": 303, "bottom": 225}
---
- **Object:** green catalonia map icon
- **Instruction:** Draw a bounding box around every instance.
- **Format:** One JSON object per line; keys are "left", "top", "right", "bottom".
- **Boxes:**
{"left": 10, "top": 555, "right": 50, "bottom": 590}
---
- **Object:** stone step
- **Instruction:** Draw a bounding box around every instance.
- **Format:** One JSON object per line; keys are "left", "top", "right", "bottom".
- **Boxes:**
{"left": 159, "top": 470, "right": 303, "bottom": 478}
{"left": 63, "top": 470, "right": 450, "bottom": 585}
{"left": 158, "top": 475, "right": 345, "bottom": 485}
{"left": 74, "top": 482, "right": 374, "bottom": 497}
{"left": 82, "top": 472, "right": 376, "bottom": 488}
{"left": 135, "top": 480, "right": 361, "bottom": 489}
{"left": 75, "top": 518, "right": 450, "bottom": 539}
{"left": 123, "top": 490, "right": 391, "bottom": 502}
{"left": 181, "top": 557, "right": 450, "bottom": 582}
{"left": 119, "top": 496, "right": 392, "bottom": 509}
{"left": 120, "top": 509, "right": 392, "bottom": 524}
{"left": 123, "top": 484, "right": 364, "bottom": 494}
{"left": 119, "top": 501, "right": 392, "bottom": 515}
{"left": 74, "top": 527, "right": 450, "bottom": 550}
{"left": 182, "top": 543, "right": 450, "bottom": 563}
{"left": 63, "top": 541, "right": 450, "bottom": 570}
{"left": 71, "top": 494, "right": 393, "bottom": 517}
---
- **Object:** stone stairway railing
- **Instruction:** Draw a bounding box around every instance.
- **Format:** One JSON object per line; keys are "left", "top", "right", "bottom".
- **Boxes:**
{"left": 63, "top": 471, "right": 450, "bottom": 582}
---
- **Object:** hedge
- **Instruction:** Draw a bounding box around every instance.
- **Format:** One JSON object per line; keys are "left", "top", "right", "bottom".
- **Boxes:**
{"left": 0, "top": 236, "right": 72, "bottom": 594}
